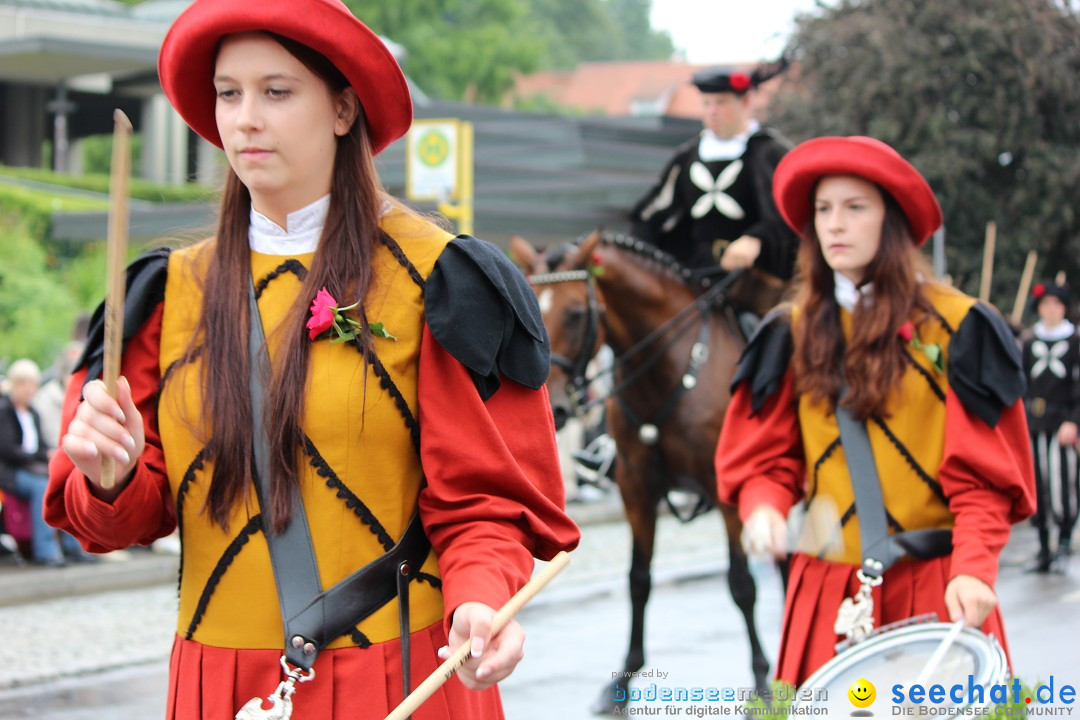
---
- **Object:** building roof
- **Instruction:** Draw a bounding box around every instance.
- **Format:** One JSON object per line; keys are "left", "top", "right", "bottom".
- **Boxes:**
{"left": 512, "top": 60, "right": 711, "bottom": 119}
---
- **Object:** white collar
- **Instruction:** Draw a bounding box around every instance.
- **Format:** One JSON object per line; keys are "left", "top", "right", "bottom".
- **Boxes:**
{"left": 833, "top": 271, "right": 873, "bottom": 311}
{"left": 698, "top": 120, "right": 760, "bottom": 162}
{"left": 1033, "top": 320, "right": 1076, "bottom": 342}
{"left": 249, "top": 195, "right": 330, "bottom": 255}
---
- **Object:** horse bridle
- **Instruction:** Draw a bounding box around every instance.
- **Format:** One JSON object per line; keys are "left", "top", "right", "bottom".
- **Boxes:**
{"left": 527, "top": 268, "right": 602, "bottom": 412}
{"left": 529, "top": 266, "right": 743, "bottom": 420}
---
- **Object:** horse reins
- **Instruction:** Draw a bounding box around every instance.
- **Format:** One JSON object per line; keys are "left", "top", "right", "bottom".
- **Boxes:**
{"left": 527, "top": 267, "right": 743, "bottom": 416}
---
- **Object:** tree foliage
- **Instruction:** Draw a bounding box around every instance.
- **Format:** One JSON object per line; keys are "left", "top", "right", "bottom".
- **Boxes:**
{"left": 766, "top": 0, "right": 1080, "bottom": 312}
{"left": 343, "top": 0, "right": 673, "bottom": 102}
{"left": 0, "top": 217, "right": 79, "bottom": 369}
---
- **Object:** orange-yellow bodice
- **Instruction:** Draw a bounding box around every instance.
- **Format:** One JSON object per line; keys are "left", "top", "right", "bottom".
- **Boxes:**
{"left": 157, "top": 210, "right": 452, "bottom": 649}
{"left": 795, "top": 284, "right": 977, "bottom": 565}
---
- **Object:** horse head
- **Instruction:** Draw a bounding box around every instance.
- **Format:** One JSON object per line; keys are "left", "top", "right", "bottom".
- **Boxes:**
{"left": 511, "top": 233, "right": 607, "bottom": 430}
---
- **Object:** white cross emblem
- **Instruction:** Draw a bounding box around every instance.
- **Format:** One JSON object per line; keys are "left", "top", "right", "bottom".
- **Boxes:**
{"left": 1032, "top": 339, "right": 1068, "bottom": 379}
{"left": 689, "top": 159, "right": 746, "bottom": 220}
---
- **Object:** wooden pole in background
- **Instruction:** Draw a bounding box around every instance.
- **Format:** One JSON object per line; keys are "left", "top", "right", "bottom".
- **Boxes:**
{"left": 100, "top": 109, "right": 132, "bottom": 490}
{"left": 979, "top": 221, "right": 996, "bottom": 303}
{"left": 1010, "top": 250, "right": 1038, "bottom": 326}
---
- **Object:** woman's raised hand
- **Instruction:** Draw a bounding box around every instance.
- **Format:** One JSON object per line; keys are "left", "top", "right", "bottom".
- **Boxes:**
{"left": 60, "top": 377, "right": 144, "bottom": 497}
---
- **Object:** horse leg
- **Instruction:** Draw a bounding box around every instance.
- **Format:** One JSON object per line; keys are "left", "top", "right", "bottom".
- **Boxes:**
{"left": 720, "top": 505, "right": 771, "bottom": 692}
{"left": 592, "top": 492, "right": 658, "bottom": 714}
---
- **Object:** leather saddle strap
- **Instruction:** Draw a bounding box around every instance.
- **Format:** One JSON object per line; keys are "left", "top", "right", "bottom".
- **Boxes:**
{"left": 248, "top": 282, "right": 431, "bottom": 671}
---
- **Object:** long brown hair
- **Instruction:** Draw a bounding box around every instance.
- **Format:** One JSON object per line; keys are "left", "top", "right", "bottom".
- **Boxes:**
{"left": 792, "top": 183, "right": 936, "bottom": 420}
{"left": 187, "top": 33, "right": 386, "bottom": 532}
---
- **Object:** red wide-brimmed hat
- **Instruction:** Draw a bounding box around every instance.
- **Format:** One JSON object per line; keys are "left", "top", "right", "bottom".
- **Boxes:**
{"left": 772, "top": 136, "right": 943, "bottom": 247}
{"left": 158, "top": 0, "right": 411, "bottom": 155}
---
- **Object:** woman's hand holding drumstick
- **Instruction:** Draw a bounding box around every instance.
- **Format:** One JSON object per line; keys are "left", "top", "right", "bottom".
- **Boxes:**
{"left": 384, "top": 551, "right": 571, "bottom": 720}
{"left": 61, "top": 377, "right": 145, "bottom": 501}
{"left": 59, "top": 109, "right": 142, "bottom": 501}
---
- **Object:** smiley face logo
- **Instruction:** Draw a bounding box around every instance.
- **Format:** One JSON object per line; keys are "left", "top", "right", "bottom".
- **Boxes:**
{"left": 848, "top": 678, "right": 876, "bottom": 708}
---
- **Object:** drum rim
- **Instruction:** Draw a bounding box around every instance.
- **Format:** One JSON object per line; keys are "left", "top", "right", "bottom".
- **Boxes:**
{"left": 793, "top": 622, "right": 1007, "bottom": 709}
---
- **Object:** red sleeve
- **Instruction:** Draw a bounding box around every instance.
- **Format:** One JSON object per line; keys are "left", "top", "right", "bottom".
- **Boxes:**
{"left": 44, "top": 303, "right": 176, "bottom": 552}
{"left": 716, "top": 366, "right": 806, "bottom": 522}
{"left": 417, "top": 324, "right": 580, "bottom": 628}
{"left": 939, "top": 392, "right": 1036, "bottom": 586}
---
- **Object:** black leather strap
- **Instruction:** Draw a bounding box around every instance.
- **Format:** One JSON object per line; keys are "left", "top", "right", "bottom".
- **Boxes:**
{"left": 248, "top": 282, "right": 324, "bottom": 669}
{"left": 835, "top": 388, "right": 951, "bottom": 579}
{"left": 248, "top": 282, "right": 431, "bottom": 672}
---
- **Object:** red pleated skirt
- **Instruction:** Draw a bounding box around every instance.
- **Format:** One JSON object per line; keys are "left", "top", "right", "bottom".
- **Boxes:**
{"left": 776, "top": 552, "right": 1011, "bottom": 686}
{"left": 166, "top": 621, "right": 504, "bottom": 719}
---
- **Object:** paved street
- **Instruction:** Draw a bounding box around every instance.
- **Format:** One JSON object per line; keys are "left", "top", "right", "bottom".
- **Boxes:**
{"left": 0, "top": 510, "right": 1077, "bottom": 719}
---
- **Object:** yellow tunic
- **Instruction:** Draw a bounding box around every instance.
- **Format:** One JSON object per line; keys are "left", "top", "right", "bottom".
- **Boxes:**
{"left": 157, "top": 209, "right": 450, "bottom": 649}
{"left": 797, "top": 283, "right": 977, "bottom": 565}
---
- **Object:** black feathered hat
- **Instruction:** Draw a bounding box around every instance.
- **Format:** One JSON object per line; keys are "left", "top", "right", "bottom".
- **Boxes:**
{"left": 691, "top": 55, "right": 790, "bottom": 95}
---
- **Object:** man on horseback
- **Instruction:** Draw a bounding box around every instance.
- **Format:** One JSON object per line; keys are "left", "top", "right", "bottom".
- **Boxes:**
{"left": 629, "top": 64, "right": 799, "bottom": 286}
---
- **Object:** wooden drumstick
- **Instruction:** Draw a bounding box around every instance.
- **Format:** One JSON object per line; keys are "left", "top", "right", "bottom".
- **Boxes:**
{"left": 101, "top": 109, "right": 133, "bottom": 490}
{"left": 913, "top": 619, "right": 965, "bottom": 687}
{"left": 383, "top": 551, "right": 571, "bottom": 720}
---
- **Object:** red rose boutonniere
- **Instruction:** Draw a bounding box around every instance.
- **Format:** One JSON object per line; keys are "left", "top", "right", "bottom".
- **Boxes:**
{"left": 307, "top": 288, "right": 396, "bottom": 343}
{"left": 898, "top": 320, "right": 943, "bottom": 374}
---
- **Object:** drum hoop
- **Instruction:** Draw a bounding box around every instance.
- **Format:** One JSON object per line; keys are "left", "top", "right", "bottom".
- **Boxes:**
{"left": 795, "top": 623, "right": 1007, "bottom": 709}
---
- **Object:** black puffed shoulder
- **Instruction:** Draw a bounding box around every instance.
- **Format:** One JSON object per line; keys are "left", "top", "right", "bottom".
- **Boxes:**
{"left": 77, "top": 247, "right": 172, "bottom": 385}
{"left": 947, "top": 302, "right": 1025, "bottom": 428}
{"left": 730, "top": 305, "right": 793, "bottom": 415}
{"left": 425, "top": 235, "right": 549, "bottom": 401}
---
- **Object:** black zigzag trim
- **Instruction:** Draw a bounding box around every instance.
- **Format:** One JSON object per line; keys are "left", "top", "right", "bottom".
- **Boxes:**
{"left": 301, "top": 434, "right": 396, "bottom": 551}
{"left": 175, "top": 447, "right": 208, "bottom": 594}
{"left": 254, "top": 259, "right": 308, "bottom": 299}
{"left": 885, "top": 509, "right": 905, "bottom": 533}
{"left": 378, "top": 231, "right": 425, "bottom": 292}
{"left": 184, "top": 513, "right": 263, "bottom": 640}
{"left": 902, "top": 347, "right": 946, "bottom": 402}
{"left": 350, "top": 629, "right": 373, "bottom": 648}
{"left": 928, "top": 306, "right": 955, "bottom": 336}
{"left": 160, "top": 346, "right": 203, "bottom": 395}
{"left": 416, "top": 572, "right": 442, "bottom": 589}
{"left": 871, "top": 417, "right": 947, "bottom": 504}
{"left": 351, "top": 342, "right": 421, "bottom": 455}
{"left": 839, "top": 502, "right": 856, "bottom": 528}
{"left": 808, "top": 437, "right": 841, "bottom": 505}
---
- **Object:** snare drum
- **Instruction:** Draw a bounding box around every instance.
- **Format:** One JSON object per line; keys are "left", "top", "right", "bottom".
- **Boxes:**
{"left": 792, "top": 619, "right": 1008, "bottom": 716}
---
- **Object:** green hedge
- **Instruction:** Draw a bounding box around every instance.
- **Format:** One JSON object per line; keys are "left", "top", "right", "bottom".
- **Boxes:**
{"left": 0, "top": 219, "right": 82, "bottom": 368}
{"left": 0, "top": 164, "right": 217, "bottom": 204}
{"left": 0, "top": 185, "right": 109, "bottom": 241}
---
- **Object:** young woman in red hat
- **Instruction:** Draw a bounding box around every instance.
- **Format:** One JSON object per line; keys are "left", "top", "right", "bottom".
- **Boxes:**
{"left": 715, "top": 136, "right": 1036, "bottom": 685}
{"left": 43, "top": 1, "right": 579, "bottom": 718}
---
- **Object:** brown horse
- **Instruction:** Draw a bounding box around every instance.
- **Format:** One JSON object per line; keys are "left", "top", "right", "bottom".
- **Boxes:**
{"left": 512, "top": 230, "right": 785, "bottom": 714}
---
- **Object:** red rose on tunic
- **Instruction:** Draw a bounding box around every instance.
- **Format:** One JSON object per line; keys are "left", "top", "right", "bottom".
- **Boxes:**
{"left": 729, "top": 72, "right": 752, "bottom": 92}
{"left": 897, "top": 320, "right": 915, "bottom": 343}
{"left": 1033, "top": 283, "right": 1046, "bottom": 299}
{"left": 307, "top": 287, "right": 338, "bottom": 340}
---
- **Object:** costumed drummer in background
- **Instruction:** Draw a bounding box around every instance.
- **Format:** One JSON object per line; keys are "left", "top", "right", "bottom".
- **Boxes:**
{"left": 628, "top": 64, "right": 799, "bottom": 281}
{"left": 1020, "top": 280, "right": 1080, "bottom": 574}
{"left": 715, "top": 136, "right": 1036, "bottom": 685}
{"left": 44, "top": 1, "right": 580, "bottom": 718}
